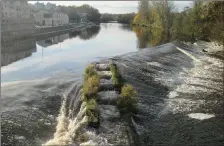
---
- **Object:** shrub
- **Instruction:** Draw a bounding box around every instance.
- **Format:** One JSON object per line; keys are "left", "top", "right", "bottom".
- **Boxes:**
{"left": 110, "top": 63, "right": 122, "bottom": 88}
{"left": 81, "top": 94, "right": 87, "bottom": 102}
{"left": 86, "top": 99, "right": 97, "bottom": 111}
{"left": 84, "top": 64, "right": 97, "bottom": 79}
{"left": 83, "top": 75, "right": 100, "bottom": 97}
{"left": 85, "top": 99, "right": 99, "bottom": 127}
{"left": 117, "top": 84, "right": 137, "bottom": 113}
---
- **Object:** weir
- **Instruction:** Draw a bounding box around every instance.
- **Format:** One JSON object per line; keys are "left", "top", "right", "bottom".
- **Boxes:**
{"left": 44, "top": 61, "right": 138, "bottom": 146}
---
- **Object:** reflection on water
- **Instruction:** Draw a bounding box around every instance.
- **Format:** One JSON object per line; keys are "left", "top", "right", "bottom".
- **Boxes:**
{"left": 1, "top": 24, "right": 165, "bottom": 82}
{"left": 119, "top": 24, "right": 133, "bottom": 32}
{"left": 133, "top": 26, "right": 164, "bottom": 48}
{"left": 78, "top": 26, "right": 101, "bottom": 40}
{"left": 1, "top": 23, "right": 140, "bottom": 83}
{"left": 1, "top": 39, "right": 37, "bottom": 67}
{"left": 37, "top": 34, "right": 70, "bottom": 47}
{"left": 1, "top": 23, "right": 166, "bottom": 83}
{"left": 69, "top": 26, "right": 101, "bottom": 40}
{"left": 1, "top": 24, "right": 164, "bottom": 70}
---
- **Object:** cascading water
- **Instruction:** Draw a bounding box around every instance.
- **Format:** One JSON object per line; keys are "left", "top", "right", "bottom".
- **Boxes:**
{"left": 44, "top": 82, "right": 112, "bottom": 146}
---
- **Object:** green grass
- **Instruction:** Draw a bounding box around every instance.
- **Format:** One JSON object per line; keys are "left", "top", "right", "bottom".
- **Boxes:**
{"left": 83, "top": 74, "right": 100, "bottom": 98}
{"left": 82, "top": 64, "right": 100, "bottom": 128}
{"left": 84, "top": 64, "right": 97, "bottom": 80}
{"left": 85, "top": 99, "right": 99, "bottom": 124}
{"left": 117, "top": 84, "right": 137, "bottom": 113}
{"left": 110, "top": 63, "right": 123, "bottom": 88}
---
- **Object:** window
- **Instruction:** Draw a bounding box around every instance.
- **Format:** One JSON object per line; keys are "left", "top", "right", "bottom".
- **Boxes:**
{"left": 44, "top": 13, "right": 52, "bottom": 18}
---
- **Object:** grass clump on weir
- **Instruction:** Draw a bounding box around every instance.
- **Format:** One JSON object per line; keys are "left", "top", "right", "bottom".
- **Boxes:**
{"left": 83, "top": 75, "right": 100, "bottom": 97}
{"left": 117, "top": 84, "right": 137, "bottom": 113}
{"left": 85, "top": 99, "right": 98, "bottom": 122}
{"left": 84, "top": 64, "right": 97, "bottom": 79}
{"left": 82, "top": 64, "right": 100, "bottom": 128}
{"left": 82, "top": 64, "right": 100, "bottom": 100}
{"left": 110, "top": 63, "right": 123, "bottom": 88}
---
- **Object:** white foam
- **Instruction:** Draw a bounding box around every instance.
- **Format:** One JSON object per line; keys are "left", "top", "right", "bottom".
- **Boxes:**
{"left": 188, "top": 113, "right": 215, "bottom": 120}
{"left": 43, "top": 95, "right": 111, "bottom": 146}
{"left": 168, "top": 91, "right": 178, "bottom": 98}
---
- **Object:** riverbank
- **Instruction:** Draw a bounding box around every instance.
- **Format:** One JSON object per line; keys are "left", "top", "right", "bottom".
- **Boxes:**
{"left": 1, "top": 22, "right": 98, "bottom": 42}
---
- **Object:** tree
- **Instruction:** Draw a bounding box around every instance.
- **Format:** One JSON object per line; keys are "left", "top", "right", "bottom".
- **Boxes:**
{"left": 152, "top": 0, "right": 174, "bottom": 41}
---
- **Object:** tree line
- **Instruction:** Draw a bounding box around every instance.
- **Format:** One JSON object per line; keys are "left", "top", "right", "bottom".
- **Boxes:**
{"left": 100, "top": 13, "right": 136, "bottom": 24}
{"left": 133, "top": 0, "right": 223, "bottom": 44}
{"left": 56, "top": 4, "right": 101, "bottom": 23}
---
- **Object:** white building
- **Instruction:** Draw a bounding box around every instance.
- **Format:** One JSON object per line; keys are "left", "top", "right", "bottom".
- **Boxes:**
{"left": 34, "top": 9, "right": 69, "bottom": 26}
{"left": 33, "top": 2, "right": 69, "bottom": 26}
{"left": 0, "top": 0, "right": 35, "bottom": 41}
{"left": 33, "top": 2, "right": 45, "bottom": 11}
{"left": 1, "top": 0, "right": 34, "bottom": 25}
{"left": 45, "top": 2, "right": 56, "bottom": 10}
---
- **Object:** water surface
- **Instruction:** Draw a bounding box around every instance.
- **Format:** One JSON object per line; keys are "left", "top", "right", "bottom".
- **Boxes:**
{"left": 1, "top": 23, "right": 142, "bottom": 83}
{"left": 1, "top": 23, "right": 148, "bottom": 146}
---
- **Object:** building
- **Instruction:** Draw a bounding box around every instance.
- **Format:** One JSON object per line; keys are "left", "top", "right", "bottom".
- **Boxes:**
{"left": 33, "top": 2, "right": 45, "bottom": 11}
{"left": 0, "top": 0, "right": 35, "bottom": 41}
{"left": 1, "top": 1, "right": 34, "bottom": 28}
{"left": 45, "top": 2, "right": 56, "bottom": 10}
{"left": 34, "top": 9, "right": 69, "bottom": 26}
{"left": 33, "top": 2, "right": 69, "bottom": 26}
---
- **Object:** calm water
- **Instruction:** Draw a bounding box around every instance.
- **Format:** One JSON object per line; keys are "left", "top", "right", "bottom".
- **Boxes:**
{"left": 1, "top": 23, "right": 149, "bottom": 83}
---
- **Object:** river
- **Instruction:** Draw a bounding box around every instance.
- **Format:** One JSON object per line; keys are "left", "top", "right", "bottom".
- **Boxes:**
{"left": 2, "top": 23, "right": 224, "bottom": 146}
{"left": 1, "top": 23, "right": 149, "bottom": 146}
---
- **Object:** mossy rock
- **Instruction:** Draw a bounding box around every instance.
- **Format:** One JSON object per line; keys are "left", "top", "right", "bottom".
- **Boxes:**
{"left": 85, "top": 99, "right": 100, "bottom": 128}
{"left": 84, "top": 64, "right": 97, "bottom": 80}
{"left": 117, "top": 84, "right": 137, "bottom": 113}
{"left": 110, "top": 63, "right": 123, "bottom": 88}
{"left": 83, "top": 75, "right": 100, "bottom": 97}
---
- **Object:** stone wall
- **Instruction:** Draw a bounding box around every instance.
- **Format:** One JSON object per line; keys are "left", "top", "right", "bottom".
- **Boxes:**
{"left": 1, "top": 23, "right": 96, "bottom": 42}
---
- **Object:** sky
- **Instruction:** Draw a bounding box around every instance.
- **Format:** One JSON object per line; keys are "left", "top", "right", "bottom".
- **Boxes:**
{"left": 28, "top": 1, "right": 192, "bottom": 14}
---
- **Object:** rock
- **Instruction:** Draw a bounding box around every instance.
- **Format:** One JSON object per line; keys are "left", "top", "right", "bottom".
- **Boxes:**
{"left": 97, "top": 91, "right": 118, "bottom": 105}
{"left": 202, "top": 49, "right": 208, "bottom": 52}
{"left": 99, "top": 105, "right": 120, "bottom": 120}
{"left": 95, "top": 64, "right": 110, "bottom": 71}
{"left": 99, "top": 79, "right": 114, "bottom": 91}
{"left": 97, "top": 71, "right": 112, "bottom": 79}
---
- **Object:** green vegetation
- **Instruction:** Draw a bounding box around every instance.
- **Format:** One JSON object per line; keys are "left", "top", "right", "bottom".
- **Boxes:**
{"left": 83, "top": 75, "right": 100, "bottom": 98}
{"left": 84, "top": 64, "right": 97, "bottom": 79}
{"left": 117, "top": 84, "right": 137, "bottom": 113}
{"left": 85, "top": 99, "right": 98, "bottom": 122}
{"left": 82, "top": 64, "right": 100, "bottom": 128}
{"left": 110, "top": 63, "right": 123, "bottom": 88}
{"left": 100, "top": 13, "right": 136, "bottom": 24}
{"left": 83, "top": 64, "right": 100, "bottom": 98}
{"left": 133, "top": 0, "right": 223, "bottom": 44}
{"left": 55, "top": 4, "right": 101, "bottom": 23}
